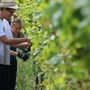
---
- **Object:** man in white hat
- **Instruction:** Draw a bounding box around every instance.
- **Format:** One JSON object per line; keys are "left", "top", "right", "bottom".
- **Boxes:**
{"left": 0, "top": 0, "right": 31, "bottom": 90}
{"left": 0, "top": 0, "right": 19, "bottom": 20}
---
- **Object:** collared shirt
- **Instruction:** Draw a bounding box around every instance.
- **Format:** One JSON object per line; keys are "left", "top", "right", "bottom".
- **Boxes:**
{"left": 0, "top": 19, "right": 13, "bottom": 65}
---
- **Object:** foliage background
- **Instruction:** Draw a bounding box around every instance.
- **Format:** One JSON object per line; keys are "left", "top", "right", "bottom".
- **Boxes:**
{"left": 15, "top": 0, "right": 90, "bottom": 90}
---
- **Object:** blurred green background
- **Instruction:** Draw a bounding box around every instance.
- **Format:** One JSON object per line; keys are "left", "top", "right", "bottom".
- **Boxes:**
{"left": 6, "top": 0, "right": 90, "bottom": 90}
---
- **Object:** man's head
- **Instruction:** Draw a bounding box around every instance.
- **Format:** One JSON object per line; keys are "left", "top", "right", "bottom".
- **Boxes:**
{"left": 0, "top": 0, "right": 19, "bottom": 20}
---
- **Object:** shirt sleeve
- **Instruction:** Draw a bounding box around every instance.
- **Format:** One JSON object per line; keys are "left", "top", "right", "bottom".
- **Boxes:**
{"left": 0, "top": 22, "right": 5, "bottom": 37}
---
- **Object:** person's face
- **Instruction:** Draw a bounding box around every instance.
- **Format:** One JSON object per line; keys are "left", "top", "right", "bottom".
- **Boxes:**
{"left": 11, "top": 23, "right": 22, "bottom": 35}
{"left": 2, "top": 8, "right": 15, "bottom": 20}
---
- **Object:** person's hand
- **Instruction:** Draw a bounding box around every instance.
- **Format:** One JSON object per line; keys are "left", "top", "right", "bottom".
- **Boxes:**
{"left": 25, "top": 38, "right": 32, "bottom": 46}
{"left": 21, "top": 42, "right": 30, "bottom": 48}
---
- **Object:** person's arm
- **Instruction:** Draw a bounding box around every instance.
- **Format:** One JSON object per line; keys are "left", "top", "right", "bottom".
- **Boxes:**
{"left": 10, "top": 50, "right": 30, "bottom": 61}
{"left": 11, "top": 42, "right": 32, "bottom": 48}
{"left": 10, "top": 50, "right": 18, "bottom": 56}
{"left": 0, "top": 35, "right": 30, "bottom": 45}
{"left": 11, "top": 32, "right": 32, "bottom": 48}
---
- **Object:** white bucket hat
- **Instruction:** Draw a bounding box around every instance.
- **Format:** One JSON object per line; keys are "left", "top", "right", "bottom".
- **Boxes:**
{"left": 0, "top": 0, "right": 19, "bottom": 10}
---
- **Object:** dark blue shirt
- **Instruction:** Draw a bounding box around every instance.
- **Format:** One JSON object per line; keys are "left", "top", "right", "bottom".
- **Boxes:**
{"left": 10, "top": 33, "right": 20, "bottom": 59}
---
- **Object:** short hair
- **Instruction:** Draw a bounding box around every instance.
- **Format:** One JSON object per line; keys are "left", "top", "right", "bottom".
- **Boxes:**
{"left": 12, "top": 18, "right": 22, "bottom": 25}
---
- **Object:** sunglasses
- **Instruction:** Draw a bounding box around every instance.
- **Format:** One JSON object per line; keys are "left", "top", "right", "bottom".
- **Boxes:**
{"left": 6, "top": 8, "right": 15, "bottom": 14}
